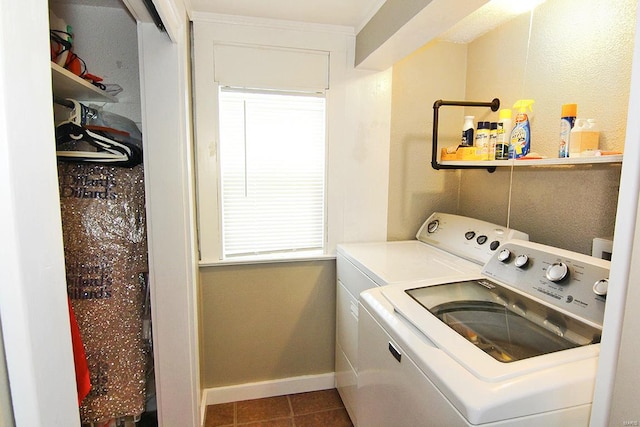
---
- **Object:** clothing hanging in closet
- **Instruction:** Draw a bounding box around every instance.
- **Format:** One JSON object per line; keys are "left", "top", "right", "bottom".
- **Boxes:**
{"left": 56, "top": 99, "right": 150, "bottom": 423}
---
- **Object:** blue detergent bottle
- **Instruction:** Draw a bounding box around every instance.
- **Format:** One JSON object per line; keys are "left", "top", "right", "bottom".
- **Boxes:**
{"left": 509, "top": 99, "right": 535, "bottom": 159}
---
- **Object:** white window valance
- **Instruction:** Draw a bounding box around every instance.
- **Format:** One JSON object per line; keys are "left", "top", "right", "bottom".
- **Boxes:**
{"left": 213, "top": 44, "right": 330, "bottom": 92}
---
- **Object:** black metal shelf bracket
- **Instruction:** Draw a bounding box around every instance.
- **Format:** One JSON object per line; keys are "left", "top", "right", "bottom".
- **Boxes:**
{"left": 431, "top": 98, "right": 500, "bottom": 172}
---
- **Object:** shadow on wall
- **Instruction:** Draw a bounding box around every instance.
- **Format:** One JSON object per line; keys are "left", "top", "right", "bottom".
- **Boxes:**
{"left": 387, "top": 132, "right": 461, "bottom": 241}
{"left": 457, "top": 164, "right": 621, "bottom": 255}
{"left": 508, "top": 164, "right": 621, "bottom": 255}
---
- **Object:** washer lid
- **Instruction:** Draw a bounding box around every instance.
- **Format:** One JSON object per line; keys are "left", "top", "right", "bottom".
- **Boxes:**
{"left": 406, "top": 280, "right": 600, "bottom": 363}
{"left": 382, "top": 279, "right": 601, "bottom": 382}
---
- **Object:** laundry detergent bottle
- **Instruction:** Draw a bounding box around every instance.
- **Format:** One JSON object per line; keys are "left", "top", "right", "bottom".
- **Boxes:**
{"left": 509, "top": 99, "right": 535, "bottom": 159}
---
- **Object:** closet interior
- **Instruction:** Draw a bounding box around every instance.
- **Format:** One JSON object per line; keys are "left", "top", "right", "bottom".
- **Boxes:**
{"left": 48, "top": 1, "right": 156, "bottom": 426}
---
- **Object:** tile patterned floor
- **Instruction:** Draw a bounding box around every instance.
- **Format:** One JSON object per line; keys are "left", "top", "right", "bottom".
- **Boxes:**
{"left": 205, "top": 388, "right": 353, "bottom": 427}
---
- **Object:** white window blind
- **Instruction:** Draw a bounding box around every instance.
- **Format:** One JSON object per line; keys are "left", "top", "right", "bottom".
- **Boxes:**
{"left": 218, "top": 88, "right": 326, "bottom": 259}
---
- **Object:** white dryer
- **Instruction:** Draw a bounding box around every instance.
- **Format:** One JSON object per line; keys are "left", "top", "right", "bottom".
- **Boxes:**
{"left": 335, "top": 212, "right": 528, "bottom": 424}
{"left": 358, "top": 240, "right": 609, "bottom": 426}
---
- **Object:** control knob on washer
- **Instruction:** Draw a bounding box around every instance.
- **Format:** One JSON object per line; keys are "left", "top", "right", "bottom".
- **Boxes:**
{"left": 427, "top": 220, "right": 439, "bottom": 233}
{"left": 593, "top": 279, "right": 609, "bottom": 296}
{"left": 546, "top": 262, "right": 569, "bottom": 282}
{"left": 497, "top": 249, "right": 511, "bottom": 263}
{"left": 514, "top": 254, "right": 529, "bottom": 268}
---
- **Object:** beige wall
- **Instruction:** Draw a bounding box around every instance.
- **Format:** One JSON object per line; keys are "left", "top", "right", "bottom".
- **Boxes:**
{"left": 389, "top": 0, "right": 635, "bottom": 253}
{"left": 199, "top": 260, "right": 336, "bottom": 388}
{"left": 387, "top": 41, "right": 467, "bottom": 240}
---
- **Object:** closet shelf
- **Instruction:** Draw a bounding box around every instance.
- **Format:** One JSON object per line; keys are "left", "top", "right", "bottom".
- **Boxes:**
{"left": 51, "top": 62, "right": 118, "bottom": 103}
{"left": 439, "top": 155, "right": 623, "bottom": 168}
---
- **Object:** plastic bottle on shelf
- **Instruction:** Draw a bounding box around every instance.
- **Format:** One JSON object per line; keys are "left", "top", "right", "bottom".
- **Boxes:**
{"left": 509, "top": 99, "right": 534, "bottom": 159}
{"left": 461, "top": 115, "right": 475, "bottom": 146}
{"left": 488, "top": 122, "right": 498, "bottom": 160}
{"left": 569, "top": 118, "right": 600, "bottom": 156}
{"left": 475, "top": 121, "right": 491, "bottom": 158}
{"left": 495, "top": 109, "right": 512, "bottom": 160}
{"left": 559, "top": 103, "right": 577, "bottom": 158}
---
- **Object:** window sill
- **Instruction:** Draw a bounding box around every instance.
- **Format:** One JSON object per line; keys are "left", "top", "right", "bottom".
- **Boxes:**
{"left": 198, "top": 253, "right": 336, "bottom": 267}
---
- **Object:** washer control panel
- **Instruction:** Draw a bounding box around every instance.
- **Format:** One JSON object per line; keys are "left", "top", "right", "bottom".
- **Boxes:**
{"left": 416, "top": 212, "right": 529, "bottom": 265}
{"left": 482, "top": 240, "right": 610, "bottom": 326}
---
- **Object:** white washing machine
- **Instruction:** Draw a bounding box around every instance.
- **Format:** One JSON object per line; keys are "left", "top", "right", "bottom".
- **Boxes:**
{"left": 358, "top": 239, "right": 610, "bottom": 426}
{"left": 335, "top": 212, "right": 528, "bottom": 425}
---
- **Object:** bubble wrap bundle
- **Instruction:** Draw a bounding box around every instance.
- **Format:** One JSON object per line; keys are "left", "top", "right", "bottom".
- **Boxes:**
{"left": 58, "top": 162, "right": 148, "bottom": 423}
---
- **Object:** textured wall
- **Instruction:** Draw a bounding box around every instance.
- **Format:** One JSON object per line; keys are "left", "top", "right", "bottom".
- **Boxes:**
{"left": 459, "top": 0, "right": 634, "bottom": 253}
{"left": 464, "top": 0, "right": 634, "bottom": 156}
{"left": 389, "top": 0, "right": 634, "bottom": 253}
{"left": 458, "top": 164, "right": 622, "bottom": 254}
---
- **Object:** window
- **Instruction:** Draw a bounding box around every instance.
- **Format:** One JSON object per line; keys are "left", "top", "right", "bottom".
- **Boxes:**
{"left": 218, "top": 87, "right": 326, "bottom": 259}
{"left": 193, "top": 33, "right": 382, "bottom": 265}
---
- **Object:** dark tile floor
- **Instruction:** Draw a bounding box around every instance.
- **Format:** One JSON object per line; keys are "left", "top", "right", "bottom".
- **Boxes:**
{"left": 205, "top": 388, "right": 353, "bottom": 427}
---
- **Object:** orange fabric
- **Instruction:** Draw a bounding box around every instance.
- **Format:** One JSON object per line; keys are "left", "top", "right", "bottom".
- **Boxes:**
{"left": 68, "top": 297, "right": 91, "bottom": 405}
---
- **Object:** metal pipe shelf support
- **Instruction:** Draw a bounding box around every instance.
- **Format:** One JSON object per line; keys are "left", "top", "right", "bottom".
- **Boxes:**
{"left": 431, "top": 98, "right": 500, "bottom": 172}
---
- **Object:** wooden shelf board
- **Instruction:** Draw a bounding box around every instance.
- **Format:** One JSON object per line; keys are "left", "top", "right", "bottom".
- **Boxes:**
{"left": 51, "top": 62, "right": 118, "bottom": 103}
{"left": 440, "top": 155, "right": 623, "bottom": 168}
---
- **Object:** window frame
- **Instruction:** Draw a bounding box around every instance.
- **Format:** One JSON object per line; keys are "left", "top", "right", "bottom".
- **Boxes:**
{"left": 193, "top": 18, "right": 391, "bottom": 266}
{"left": 194, "top": 37, "right": 340, "bottom": 265}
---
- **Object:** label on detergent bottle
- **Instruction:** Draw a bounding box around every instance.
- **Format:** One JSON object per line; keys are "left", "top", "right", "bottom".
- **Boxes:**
{"left": 495, "top": 109, "right": 511, "bottom": 160}
{"left": 559, "top": 116, "right": 575, "bottom": 157}
{"left": 475, "top": 121, "right": 490, "bottom": 157}
{"left": 461, "top": 128, "right": 474, "bottom": 146}
{"left": 461, "top": 115, "right": 475, "bottom": 147}
{"left": 495, "top": 122, "right": 509, "bottom": 160}
{"left": 509, "top": 124, "right": 528, "bottom": 158}
{"left": 559, "top": 103, "right": 577, "bottom": 158}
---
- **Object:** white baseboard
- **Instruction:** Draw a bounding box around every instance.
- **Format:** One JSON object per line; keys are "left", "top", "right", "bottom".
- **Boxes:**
{"left": 201, "top": 372, "right": 336, "bottom": 408}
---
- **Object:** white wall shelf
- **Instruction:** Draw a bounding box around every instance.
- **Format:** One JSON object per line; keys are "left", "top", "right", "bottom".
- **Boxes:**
{"left": 51, "top": 62, "right": 118, "bottom": 103}
{"left": 440, "top": 155, "right": 623, "bottom": 168}
{"left": 430, "top": 99, "right": 623, "bottom": 171}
